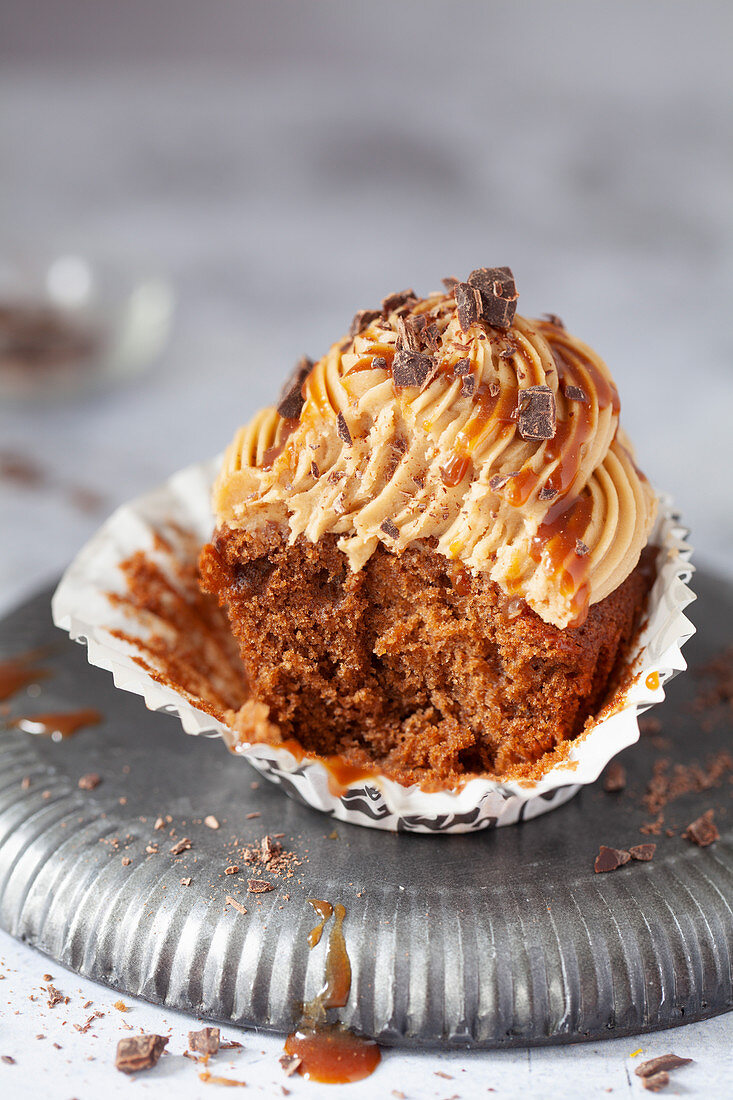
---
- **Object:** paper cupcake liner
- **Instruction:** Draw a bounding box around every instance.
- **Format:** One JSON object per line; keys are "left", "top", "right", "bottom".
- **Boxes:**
{"left": 52, "top": 458, "right": 696, "bottom": 834}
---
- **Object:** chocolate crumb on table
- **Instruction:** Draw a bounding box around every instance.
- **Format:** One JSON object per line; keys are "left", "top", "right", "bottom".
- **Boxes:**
{"left": 635, "top": 1053, "right": 693, "bottom": 1078}
{"left": 640, "top": 1071, "right": 669, "bottom": 1092}
{"left": 225, "top": 896, "right": 248, "bottom": 915}
{"left": 45, "top": 983, "right": 69, "bottom": 1008}
{"left": 115, "top": 1034, "right": 169, "bottom": 1074}
{"left": 279, "top": 1053, "right": 302, "bottom": 1077}
{"left": 684, "top": 809, "right": 719, "bottom": 847}
{"left": 189, "top": 1027, "right": 220, "bottom": 1056}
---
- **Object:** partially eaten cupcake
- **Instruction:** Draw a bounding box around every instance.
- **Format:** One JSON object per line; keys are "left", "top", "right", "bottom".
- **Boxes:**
{"left": 199, "top": 269, "right": 657, "bottom": 786}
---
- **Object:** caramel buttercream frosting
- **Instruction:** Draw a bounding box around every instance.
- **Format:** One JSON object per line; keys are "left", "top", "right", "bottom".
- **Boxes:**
{"left": 213, "top": 269, "right": 657, "bottom": 629}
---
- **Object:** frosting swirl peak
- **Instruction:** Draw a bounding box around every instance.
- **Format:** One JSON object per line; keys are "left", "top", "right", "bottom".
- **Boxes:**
{"left": 213, "top": 278, "right": 656, "bottom": 629}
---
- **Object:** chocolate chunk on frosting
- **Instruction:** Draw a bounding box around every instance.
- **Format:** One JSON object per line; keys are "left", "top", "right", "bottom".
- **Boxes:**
{"left": 467, "top": 267, "right": 518, "bottom": 329}
{"left": 276, "top": 355, "right": 313, "bottom": 420}
{"left": 381, "top": 288, "right": 416, "bottom": 314}
{"left": 455, "top": 282, "right": 483, "bottom": 332}
{"left": 349, "top": 309, "right": 380, "bottom": 338}
{"left": 517, "top": 385, "right": 556, "bottom": 441}
{"left": 392, "top": 349, "right": 435, "bottom": 388}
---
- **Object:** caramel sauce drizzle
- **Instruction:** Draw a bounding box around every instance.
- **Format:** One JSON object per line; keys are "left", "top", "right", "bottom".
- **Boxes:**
{"left": 284, "top": 900, "right": 381, "bottom": 1084}
{"left": 307, "top": 898, "right": 334, "bottom": 949}
{"left": 10, "top": 708, "right": 102, "bottom": 741}
{"left": 0, "top": 652, "right": 49, "bottom": 701}
{"left": 528, "top": 491, "right": 595, "bottom": 626}
{"left": 280, "top": 738, "right": 376, "bottom": 797}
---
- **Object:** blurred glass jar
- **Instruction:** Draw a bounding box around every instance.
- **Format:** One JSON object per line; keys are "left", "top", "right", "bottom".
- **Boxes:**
{"left": 0, "top": 254, "right": 174, "bottom": 400}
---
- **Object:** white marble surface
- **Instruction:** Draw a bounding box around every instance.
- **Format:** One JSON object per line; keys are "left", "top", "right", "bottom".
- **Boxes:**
{"left": 1, "top": 1, "right": 732, "bottom": 1094}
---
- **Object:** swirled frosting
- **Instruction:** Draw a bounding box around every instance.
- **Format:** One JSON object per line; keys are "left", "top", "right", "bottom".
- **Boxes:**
{"left": 213, "top": 278, "right": 657, "bottom": 629}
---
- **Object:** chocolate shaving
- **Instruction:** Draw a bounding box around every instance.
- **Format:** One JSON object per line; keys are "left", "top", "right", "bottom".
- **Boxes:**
{"left": 517, "top": 386, "right": 556, "bottom": 441}
{"left": 247, "top": 878, "right": 274, "bottom": 894}
{"left": 422, "top": 323, "right": 440, "bottom": 351}
{"left": 575, "top": 539, "right": 590, "bottom": 557}
{"left": 392, "top": 350, "right": 435, "bottom": 388}
{"left": 461, "top": 375, "right": 476, "bottom": 398}
{"left": 371, "top": 355, "right": 387, "bottom": 371}
{"left": 489, "top": 472, "right": 517, "bottom": 492}
{"left": 336, "top": 412, "right": 352, "bottom": 446}
{"left": 602, "top": 762, "right": 626, "bottom": 792}
{"left": 453, "top": 358, "right": 471, "bottom": 376}
{"left": 635, "top": 1054, "right": 692, "bottom": 1078}
{"left": 1, "top": 1055, "right": 15, "bottom": 1065}
{"left": 441, "top": 276, "right": 459, "bottom": 292}
{"left": 170, "top": 837, "right": 191, "bottom": 856}
{"left": 396, "top": 314, "right": 427, "bottom": 352}
{"left": 629, "top": 843, "right": 656, "bottom": 862}
{"left": 542, "top": 313, "right": 565, "bottom": 329}
{"left": 380, "top": 518, "right": 399, "bottom": 539}
{"left": 565, "top": 384, "right": 587, "bottom": 402}
{"left": 349, "top": 309, "right": 380, "bottom": 338}
{"left": 594, "top": 845, "right": 631, "bottom": 873}
{"left": 115, "top": 1034, "right": 169, "bottom": 1075}
{"left": 78, "top": 773, "right": 101, "bottom": 790}
{"left": 684, "top": 809, "right": 719, "bottom": 847}
{"left": 454, "top": 282, "right": 483, "bottom": 332}
{"left": 538, "top": 484, "right": 558, "bottom": 501}
{"left": 467, "top": 266, "right": 518, "bottom": 329}
{"left": 488, "top": 380, "right": 500, "bottom": 396}
{"left": 276, "top": 356, "right": 313, "bottom": 420}
{"left": 188, "top": 1027, "right": 220, "bottom": 1056}
{"left": 310, "top": 461, "right": 319, "bottom": 479}
{"left": 381, "top": 289, "right": 416, "bottom": 314}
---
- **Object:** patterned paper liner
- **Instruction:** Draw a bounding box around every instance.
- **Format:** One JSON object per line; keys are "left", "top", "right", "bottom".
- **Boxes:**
{"left": 52, "top": 458, "right": 696, "bottom": 834}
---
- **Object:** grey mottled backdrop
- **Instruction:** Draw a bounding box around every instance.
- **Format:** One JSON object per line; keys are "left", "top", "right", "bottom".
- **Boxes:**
{"left": 1, "top": 0, "right": 731, "bottom": 609}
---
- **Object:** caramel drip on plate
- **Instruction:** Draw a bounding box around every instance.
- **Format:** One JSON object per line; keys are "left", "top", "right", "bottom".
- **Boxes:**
{"left": 284, "top": 900, "right": 381, "bottom": 1084}
{"left": 10, "top": 708, "right": 102, "bottom": 741}
{"left": 0, "top": 652, "right": 48, "bottom": 701}
{"left": 307, "top": 899, "right": 334, "bottom": 949}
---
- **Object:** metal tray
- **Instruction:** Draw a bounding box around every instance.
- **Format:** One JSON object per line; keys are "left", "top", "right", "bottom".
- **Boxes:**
{"left": 0, "top": 574, "right": 731, "bottom": 1048}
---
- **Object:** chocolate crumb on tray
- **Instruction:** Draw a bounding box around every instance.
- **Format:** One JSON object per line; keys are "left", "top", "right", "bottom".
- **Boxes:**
{"left": 684, "top": 809, "right": 719, "bottom": 847}
{"left": 594, "top": 845, "right": 631, "bottom": 873}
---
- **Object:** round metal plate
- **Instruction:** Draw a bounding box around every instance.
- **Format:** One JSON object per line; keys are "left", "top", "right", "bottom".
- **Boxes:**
{"left": 0, "top": 574, "right": 731, "bottom": 1048}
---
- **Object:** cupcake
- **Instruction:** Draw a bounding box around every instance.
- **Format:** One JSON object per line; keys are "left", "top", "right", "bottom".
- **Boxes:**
{"left": 199, "top": 267, "right": 658, "bottom": 789}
